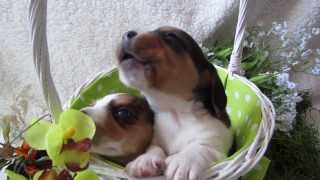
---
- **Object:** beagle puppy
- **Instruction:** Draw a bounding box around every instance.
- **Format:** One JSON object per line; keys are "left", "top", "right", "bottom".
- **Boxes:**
{"left": 81, "top": 93, "right": 154, "bottom": 165}
{"left": 117, "top": 27, "right": 233, "bottom": 180}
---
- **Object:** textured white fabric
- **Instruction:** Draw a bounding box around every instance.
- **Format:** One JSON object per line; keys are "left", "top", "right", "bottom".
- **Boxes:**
{"left": 0, "top": 0, "right": 319, "bottom": 123}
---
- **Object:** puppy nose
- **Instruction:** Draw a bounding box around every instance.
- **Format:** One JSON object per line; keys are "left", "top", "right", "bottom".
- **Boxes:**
{"left": 124, "top": 30, "right": 137, "bottom": 40}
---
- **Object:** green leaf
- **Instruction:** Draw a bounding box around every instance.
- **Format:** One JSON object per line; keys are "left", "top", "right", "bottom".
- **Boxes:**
{"left": 5, "top": 169, "right": 28, "bottom": 180}
{"left": 32, "top": 170, "right": 43, "bottom": 180}
{"left": 58, "top": 109, "right": 96, "bottom": 141}
{"left": 215, "top": 47, "right": 232, "bottom": 59}
{"left": 46, "top": 125, "right": 64, "bottom": 166}
{"left": 24, "top": 119, "right": 52, "bottom": 150}
{"left": 74, "top": 170, "right": 99, "bottom": 180}
{"left": 250, "top": 74, "right": 273, "bottom": 85}
{"left": 241, "top": 59, "right": 259, "bottom": 71}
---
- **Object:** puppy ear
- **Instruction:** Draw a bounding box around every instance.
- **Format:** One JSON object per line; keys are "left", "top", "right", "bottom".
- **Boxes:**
{"left": 195, "top": 67, "right": 230, "bottom": 127}
{"left": 209, "top": 68, "right": 228, "bottom": 119}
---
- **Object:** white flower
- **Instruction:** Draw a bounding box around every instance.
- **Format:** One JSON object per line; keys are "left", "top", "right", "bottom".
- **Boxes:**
{"left": 276, "top": 73, "right": 289, "bottom": 86}
{"left": 258, "top": 31, "right": 265, "bottom": 37}
{"left": 287, "top": 82, "right": 296, "bottom": 89}
{"left": 311, "top": 66, "right": 320, "bottom": 75}
{"left": 207, "top": 52, "right": 214, "bottom": 57}
{"left": 299, "top": 40, "right": 307, "bottom": 51}
{"left": 312, "top": 27, "right": 320, "bottom": 35}
{"left": 301, "top": 49, "right": 313, "bottom": 60}
{"left": 257, "top": 21, "right": 264, "bottom": 27}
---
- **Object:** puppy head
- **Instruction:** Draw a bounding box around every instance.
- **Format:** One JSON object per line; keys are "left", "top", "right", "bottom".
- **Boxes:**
{"left": 117, "top": 26, "right": 229, "bottom": 125}
{"left": 81, "top": 93, "right": 154, "bottom": 164}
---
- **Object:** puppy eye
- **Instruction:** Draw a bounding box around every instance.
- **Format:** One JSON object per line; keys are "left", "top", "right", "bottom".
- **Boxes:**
{"left": 112, "top": 107, "right": 136, "bottom": 126}
{"left": 162, "top": 32, "right": 185, "bottom": 52}
{"left": 163, "top": 32, "right": 177, "bottom": 39}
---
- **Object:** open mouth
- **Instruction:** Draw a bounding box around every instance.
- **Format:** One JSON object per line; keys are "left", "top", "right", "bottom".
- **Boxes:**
{"left": 119, "top": 48, "right": 136, "bottom": 62}
{"left": 118, "top": 48, "right": 148, "bottom": 65}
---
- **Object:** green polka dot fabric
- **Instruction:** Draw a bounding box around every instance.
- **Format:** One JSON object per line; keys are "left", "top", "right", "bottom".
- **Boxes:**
{"left": 68, "top": 66, "right": 270, "bottom": 180}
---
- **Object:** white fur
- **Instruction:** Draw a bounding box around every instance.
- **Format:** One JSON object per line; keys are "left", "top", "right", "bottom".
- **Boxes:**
{"left": 144, "top": 90, "right": 233, "bottom": 180}
{"left": 119, "top": 59, "right": 233, "bottom": 180}
{"left": 121, "top": 74, "right": 233, "bottom": 179}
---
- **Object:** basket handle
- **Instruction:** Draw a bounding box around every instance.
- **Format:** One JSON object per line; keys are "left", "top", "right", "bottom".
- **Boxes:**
{"left": 29, "top": 0, "right": 62, "bottom": 122}
{"left": 28, "top": 0, "right": 248, "bottom": 122}
{"left": 228, "top": 0, "right": 248, "bottom": 75}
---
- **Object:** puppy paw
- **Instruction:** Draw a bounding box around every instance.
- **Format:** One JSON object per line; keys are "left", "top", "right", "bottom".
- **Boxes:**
{"left": 165, "top": 152, "right": 207, "bottom": 180}
{"left": 126, "top": 153, "right": 165, "bottom": 177}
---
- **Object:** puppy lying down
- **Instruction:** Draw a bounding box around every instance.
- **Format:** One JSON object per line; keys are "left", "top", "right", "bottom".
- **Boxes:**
{"left": 81, "top": 93, "right": 154, "bottom": 165}
{"left": 117, "top": 27, "right": 234, "bottom": 180}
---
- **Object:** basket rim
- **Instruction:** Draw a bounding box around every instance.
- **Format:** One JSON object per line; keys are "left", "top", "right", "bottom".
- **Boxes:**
{"left": 65, "top": 66, "right": 275, "bottom": 180}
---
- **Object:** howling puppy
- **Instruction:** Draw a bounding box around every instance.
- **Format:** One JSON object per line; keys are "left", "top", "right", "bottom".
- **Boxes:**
{"left": 117, "top": 27, "right": 233, "bottom": 180}
{"left": 81, "top": 93, "right": 154, "bottom": 165}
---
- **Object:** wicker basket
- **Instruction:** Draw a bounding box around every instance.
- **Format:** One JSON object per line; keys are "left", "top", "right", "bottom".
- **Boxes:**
{"left": 28, "top": 0, "right": 275, "bottom": 179}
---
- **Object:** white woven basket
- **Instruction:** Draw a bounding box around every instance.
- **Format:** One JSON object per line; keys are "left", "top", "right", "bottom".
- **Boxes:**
{"left": 28, "top": 0, "right": 275, "bottom": 179}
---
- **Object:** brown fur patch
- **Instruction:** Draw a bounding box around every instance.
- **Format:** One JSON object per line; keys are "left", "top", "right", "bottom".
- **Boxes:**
{"left": 93, "top": 94, "right": 154, "bottom": 163}
{"left": 118, "top": 26, "right": 230, "bottom": 126}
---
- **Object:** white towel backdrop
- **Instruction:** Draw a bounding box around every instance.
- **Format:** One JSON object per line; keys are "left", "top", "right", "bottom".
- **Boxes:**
{"left": 0, "top": 0, "right": 320, "bottom": 127}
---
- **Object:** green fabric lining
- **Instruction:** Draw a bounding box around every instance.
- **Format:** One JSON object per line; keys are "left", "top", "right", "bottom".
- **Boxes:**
{"left": 69, "top": 66, "right": 270, "bottom": 179}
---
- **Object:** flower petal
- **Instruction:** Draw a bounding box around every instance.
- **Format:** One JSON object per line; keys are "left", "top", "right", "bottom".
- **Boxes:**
{"left": 57, "top": 169, "right": 72, "bottom": 180}
{"left": 61, "top": 150, "right": 90, "bottom": 172}
{"left": 5, "top": 169, "right": 28, "bottom": 180}
{"left": 24, "top": 119, "right": 52, "bottom": 150}
{"left": 62, "top": 138, "right": 92, "bottom": 152}
{"left": 45, "top": 125, "right": 64, "bottom": 166}
{"left": 58, "top": 109, "right": 96, "bottom": 141}
{"left": 74, "top": 170, "right": 99, "bottom": 180}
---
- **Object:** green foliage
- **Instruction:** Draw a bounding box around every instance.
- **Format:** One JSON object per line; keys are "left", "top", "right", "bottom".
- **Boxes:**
{"left": 207, "top": 44, "right": 320, "bottom": 180}
{"left": 265, "top": 93, "right": 320, "bottom": 180}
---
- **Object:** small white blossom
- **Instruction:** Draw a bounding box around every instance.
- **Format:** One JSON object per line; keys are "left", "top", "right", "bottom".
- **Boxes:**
{"left": 257, "top": 21, "right": 264, "bottom": 27}
{"left": 301, "top": 49, "right": 313, "bottom": 60}
{"left": 258, "top": 31, "right": 265, "bottom": 37}
{"left": 207, "top": 52, "right": 214, "bottom": 57}
{"left": 287, "top": 82, "right": 296, "bottom": 89}
{"left": 312, "top": 27, "right": 320, "bottom": 35}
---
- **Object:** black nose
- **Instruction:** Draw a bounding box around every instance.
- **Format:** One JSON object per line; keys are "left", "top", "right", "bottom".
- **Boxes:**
{"left": 124, "top": 30, "right": 137, "bottom": 40}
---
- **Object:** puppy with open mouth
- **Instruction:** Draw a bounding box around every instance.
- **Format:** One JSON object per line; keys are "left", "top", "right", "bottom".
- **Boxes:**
{"left": 81, "top": 93, "right": 154, "bottom": 165}
{"left": 117, "top": 27, "right": 233, "bottom": 180}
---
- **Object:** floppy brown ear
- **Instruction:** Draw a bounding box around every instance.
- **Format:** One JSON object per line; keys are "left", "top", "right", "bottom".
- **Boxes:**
{"left": 209, "top": 68, "right": 229, "bottom": 124}
{"left": 195, "top": 66, "right": 230, "bottom": 127}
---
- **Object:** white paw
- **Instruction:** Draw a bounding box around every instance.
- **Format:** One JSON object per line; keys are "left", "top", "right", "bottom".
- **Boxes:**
{"left": 165, "top": 152, "right": 208, "bottom": 180}
{"left": 125, "top": 153, "right": 165, "bottom": 177}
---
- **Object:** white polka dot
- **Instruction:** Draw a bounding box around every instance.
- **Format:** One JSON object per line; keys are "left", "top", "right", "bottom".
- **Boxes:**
{"left": 245, "top": 94, "right": 252, "bottom": 103}
{"left": 226, "top": 106, "right": 232, "bottom": 113}
{"left": 234, "top": 91, "right": 240, "bottom": 99}
{"left": 251, "top": 124, "right": 258, "bottom": 132}
{"left": 97, "top": 84, "right": 103, "bottom": 92}
{"left": 237, "top": 110, "right": 242, "bottom": 118}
